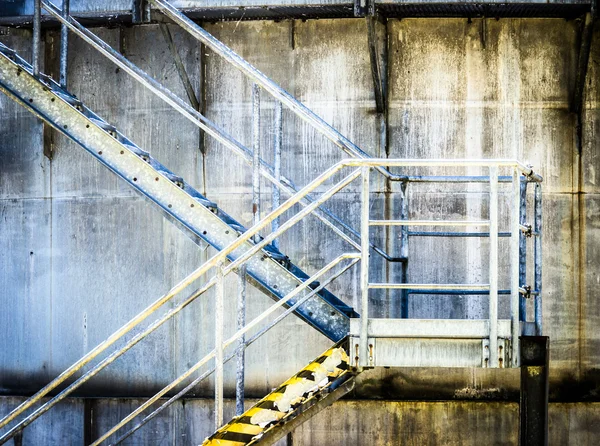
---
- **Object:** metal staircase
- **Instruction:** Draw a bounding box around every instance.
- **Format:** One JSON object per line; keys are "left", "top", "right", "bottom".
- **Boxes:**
{"left": 0, "top": 1, "right": 544, "bottom": 445}
{"left": 0, "top": 40, "right": 355, "bottom": 342}
{"left": 202, "top": 342, "right": 356, "bottom": 446}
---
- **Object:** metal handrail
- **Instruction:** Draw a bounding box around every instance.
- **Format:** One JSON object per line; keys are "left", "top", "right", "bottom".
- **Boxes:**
{"left": 148, "top": 0, "right": 404, "bottom": 182}
{"left": 0, "top": 159, "right": 540, "bottom": 444}
{"left": 111, "top": 257, "right": 359, "bottom": 445}
{"left": 91, "top": 253, "right": 360, "bottom": 446}
{"left": 0, "top": 161, "right": 362, "bottom": 443}
{"left": 39, "top": 0, "right": 413, "bottom": 262}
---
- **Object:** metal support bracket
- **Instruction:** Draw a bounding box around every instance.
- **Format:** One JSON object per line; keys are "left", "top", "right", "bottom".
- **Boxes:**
{"left": 572, "top": 11, "right": 595, "bottom": 153}
{"left": 520, "top": 336, "right": 549, "bottom": 446}
{"left": 354, "top": 0, "right": 369, "bottom": 17}
{"left": 349, "top": 336, "right": 375, "bottom": 369}
{"left": 482, "top": 338, "right": 511, "bottom": 368}
{"left": 132, "top": 0, "right": 151, "bottom": 24}
{"left": 366, "top": 15, "right": 386, "bottom": 114}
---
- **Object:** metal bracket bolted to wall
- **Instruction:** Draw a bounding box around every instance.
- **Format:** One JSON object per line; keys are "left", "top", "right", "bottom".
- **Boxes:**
{"left": 482, "top": 339, "right": 511, "bottom": 368}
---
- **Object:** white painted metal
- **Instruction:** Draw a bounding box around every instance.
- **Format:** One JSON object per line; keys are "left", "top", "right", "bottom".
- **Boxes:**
{"left": 350, "top": 318, "right": 514, "bottom": 339}
{"left": 511, "top": 168, "right": 521, "bottom": 367}
{"left": 369, "top": 283, "right": 489, "bottom": 290}
{"left": 359, "top": 166, "right": 371, "bottom": 369}
{"left": 369, "top": 220, "right": 491, "bottom": 227}
{"left": 215, "top": 263, "right": 224, "bottom": 430}
{"left": 488, "top": 166, "right": 499, "bottom": 368}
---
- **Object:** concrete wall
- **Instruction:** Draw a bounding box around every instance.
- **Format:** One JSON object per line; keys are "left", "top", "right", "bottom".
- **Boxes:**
{"left": 2, "top": 395, "right": 600, "bottom": 445}
{"left": 0, "top": 14, "right": 599, "bottom": 443}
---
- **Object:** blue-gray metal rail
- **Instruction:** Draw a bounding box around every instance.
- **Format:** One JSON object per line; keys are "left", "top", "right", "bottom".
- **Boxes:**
{"left": 0, "top": 41, "right": 355, "bottom": 342}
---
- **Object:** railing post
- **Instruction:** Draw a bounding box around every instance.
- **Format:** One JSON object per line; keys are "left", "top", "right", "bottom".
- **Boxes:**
{"left": 359, "top": 166, "right": 370, "bottom": 368}
{"left": 33, "top": 0, "right": 41, "bottom": 77}
{"left": 272, "top": 101, "right": 282, "bottom": 250}
{"left": 488, "top": 166, "right": 499, "bottom": 368}
{"left": 511, "top": 168, "right": 521, "bottom": 367}
{"left": 519, "top": 177, "right": 528, "bottom": 322}
{"left": 215, "top": 264, "right": 224, "bottom": 429}
{"left": 534, "top": 183, "right": 543, "bottom": 335}
{"left": 400, "top": 181, "right": 409, "bottom": 318}
{"left": 59, "top": 0, "right": 70, "bottom": 88}
{"left": 235, "top": 264, "right": 247, "bottom": 416}
{"left": 252, "top": 84, "right": 261, "bottom": 243}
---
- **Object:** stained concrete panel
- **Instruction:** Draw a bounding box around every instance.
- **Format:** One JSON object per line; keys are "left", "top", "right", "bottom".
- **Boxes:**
{"left": 0, "top": 397, "right": 84, "bottom": 444}
{"left": 4, "top": 396, "right": 600, "bottom": 445}
{"left": 0, "top": 28, "right": 48, "bottom": 201}
{"left": 0, "top": 15, "right": 599, "bottom": 408}
{"left": 388, "top": 19, "right": 577, "bottom": 193}
{"left": 203, "top": 19, "right": 380, "bottom": 196}
{"left": 0, "top": 199, "right": 52, "bottom": 394}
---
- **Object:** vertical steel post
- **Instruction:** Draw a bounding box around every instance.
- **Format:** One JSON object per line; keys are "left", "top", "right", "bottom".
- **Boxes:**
{"left": 488, "top": 166, "right": 499, "bottom": 368}
{"left": 59, "top": 0, "right": 70, "bottom": 88}
{"left": 215, "top": 264, "right": 224, "bottom": 429}
{"left": 252, "top": 84, "right": 261, "bottom": 243}
{"left": 519, "top": 178, "right": 528, "bottom": 321}
{"left": 359, "top": 166, "right": 370, "bottom": 368}
{"left": 33, "top": 0, "right": 41, "bottom": 77}
{"left": 520, "top": 336, "right": 549, "bottom": 446}
{"left": 534, "top": 183, "right": 543, "bottom": 335}
{"left": 272, "top": 101, "right": 282, "bottom": 250}
{"left": 235, "top": 264, "right": 247, "bottom": 416}
{"left": 511, "top": 169, "right": 521, "bottom": 367}
{"left": 400, "top": 182, "right": 409, "bottom": 318}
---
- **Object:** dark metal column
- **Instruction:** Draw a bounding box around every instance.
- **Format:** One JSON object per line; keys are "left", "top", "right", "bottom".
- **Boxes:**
{"left": 520, "top": 336, "right": 549, "bottom": 446}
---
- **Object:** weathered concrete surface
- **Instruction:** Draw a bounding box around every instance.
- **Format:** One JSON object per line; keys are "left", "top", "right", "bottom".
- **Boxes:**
{"left": 2, "top": 395, "right": 600, "bottom": 445}
{"left": 0, "top": 9, "right": 599, "bottom": 424}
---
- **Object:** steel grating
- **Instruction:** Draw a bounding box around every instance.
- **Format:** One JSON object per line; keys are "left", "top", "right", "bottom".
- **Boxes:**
{"left": 0, "top": 40, "right": 355, "bottom": 342}
{"left": 0, "top": 1, "right": 590, "bottom": 25}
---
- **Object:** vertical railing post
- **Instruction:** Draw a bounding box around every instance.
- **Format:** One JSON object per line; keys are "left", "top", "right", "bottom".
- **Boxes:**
{"left": 33, "top": 0, "right": 41, "bottom": 77}
{"left": 215, "top": 264, "right": 224, "bottom": 429}
{"left": 511, "top": 168, "right": 521, "bottom": 367}
{"left": 359, "top": 166, "right": 370, "bottom": 368}
{"left": 235, "top": 264, "right": 247, "bottom": 416}
{"left": 534, "top": 183, "right": 543, "bottom": 335}
{"left": 519, "top": 177, "right": 528, "bottom": 322}
{"left": 59, "top": 0, "right": 70, "bottom": 88}
{"left": 252, "top": 84, "right": 261, "bottom": 243}
{"left": 488, "top": 166, "right": 499, "bottom": 368}
{"left": 272, "top": 101, "right": 282, "bottom": 250}
{"left": 399, "top": 181, "right": 409, "bottom": 319}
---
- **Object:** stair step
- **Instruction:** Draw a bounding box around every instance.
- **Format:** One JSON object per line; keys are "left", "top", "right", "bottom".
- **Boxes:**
{"left": 0, "top": 43, "right": 355, "bottom": 341}
{"left": 203, "top": 342, "right": 355, "bottom": 446}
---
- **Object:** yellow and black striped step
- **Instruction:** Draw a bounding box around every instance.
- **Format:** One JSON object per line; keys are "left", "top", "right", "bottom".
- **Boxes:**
{"left": 202, "top": 345, "right": 351, "bottom": 445}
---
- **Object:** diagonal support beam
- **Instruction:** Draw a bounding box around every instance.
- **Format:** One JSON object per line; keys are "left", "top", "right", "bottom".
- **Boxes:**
{"left": 572, "top": 11, "right": 595, "bottom": 153}
{"left": 366, "top": 15, "right": 387, "bottom": 114}
{"left": 0, "top": 43, "right": 352, "bottom": 343}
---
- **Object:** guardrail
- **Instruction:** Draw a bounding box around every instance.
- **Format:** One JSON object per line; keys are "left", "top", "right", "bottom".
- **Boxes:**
{"left": 0, "top": 158, "right": 541, "bottom": 444}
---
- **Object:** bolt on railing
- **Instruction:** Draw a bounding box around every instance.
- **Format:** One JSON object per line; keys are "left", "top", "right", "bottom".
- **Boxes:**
{"left": 356, "top": 160, "right": 542, "bottom": 370}
{"left": 0, "top": 159, "right": 541, "bottom": 444}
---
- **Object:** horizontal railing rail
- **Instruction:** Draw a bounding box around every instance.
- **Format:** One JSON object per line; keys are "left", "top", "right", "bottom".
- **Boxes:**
{"left": 39, "top": 0, "right": 411, "bottom": 263}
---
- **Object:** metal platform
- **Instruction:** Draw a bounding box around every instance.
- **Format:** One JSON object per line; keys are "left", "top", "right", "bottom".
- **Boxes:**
{"left": 349, "top": 319, "right": 537, "bottom": 368}
{"left": 0, "top": 0, "right": 591, "bottom": 26}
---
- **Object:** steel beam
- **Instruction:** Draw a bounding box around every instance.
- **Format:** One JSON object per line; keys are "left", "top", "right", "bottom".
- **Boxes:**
{"left": 520, "top": 336, "right": 549, "bottom": 446}
{"left": 0, "top": 43, "right": 353, "bottom": 343}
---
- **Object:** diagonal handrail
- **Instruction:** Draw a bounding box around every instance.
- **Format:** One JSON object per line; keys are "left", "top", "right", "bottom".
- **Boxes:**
{"left": 91, "top": 253, "right": 360, "bottom": 446}
{"left": 40, "top": 0, "right": 406, "bottom": 260}
{"left": 148, "top": 0, "right": 404, "bottom": 182}
{"left": 0, "top": 158, "right": 537, "bottom": 444}
{"left": 0, "top": 161, "right": 361, "bottom": 443}
{"left": 111, "top": 257, "right": 359, "bottom": 446}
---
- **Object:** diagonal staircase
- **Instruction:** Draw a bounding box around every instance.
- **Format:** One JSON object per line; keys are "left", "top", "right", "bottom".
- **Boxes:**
{"left": 203, "top": 341, "right": 356, "bottom": 446}
{"left": 0, "top": 40, "right": 356, "bottom": 343}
